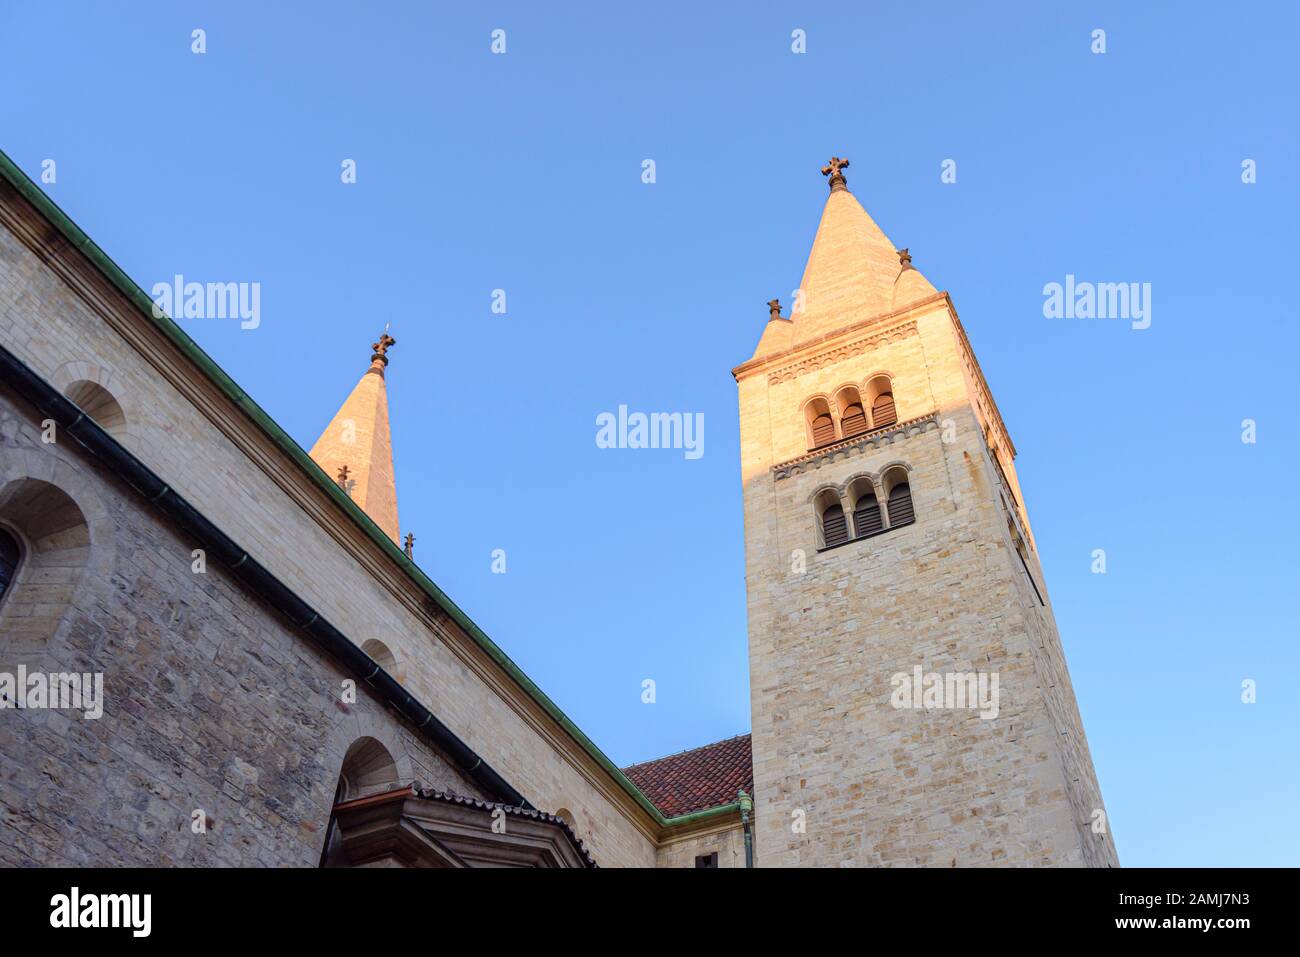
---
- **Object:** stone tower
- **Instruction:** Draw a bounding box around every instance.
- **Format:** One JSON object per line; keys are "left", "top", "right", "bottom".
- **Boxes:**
{"left": 309, "top": 331, "right": 401, "bottom": 543}
{"left": 733, "top": 159, "right": 1117, "bottom": 867}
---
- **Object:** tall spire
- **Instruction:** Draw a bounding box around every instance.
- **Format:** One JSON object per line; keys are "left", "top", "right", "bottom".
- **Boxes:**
{"left": 751, "top": 157, "right": 936, "bottom": 359}
{"left": 309, "top": 329, "right": 401, "bottom": 543}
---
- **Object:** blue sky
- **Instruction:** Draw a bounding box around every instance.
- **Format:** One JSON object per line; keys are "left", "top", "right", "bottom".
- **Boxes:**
{"left": 3, "top": 2, "right": 1297, "bottom": 866}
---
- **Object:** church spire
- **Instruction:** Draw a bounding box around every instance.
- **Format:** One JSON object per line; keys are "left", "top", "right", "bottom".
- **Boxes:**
{"left": 309, "top": 329, "right": 401, "bottom": 543}
{"left": 751, "top": 157, "right": 937, "bottom": 359}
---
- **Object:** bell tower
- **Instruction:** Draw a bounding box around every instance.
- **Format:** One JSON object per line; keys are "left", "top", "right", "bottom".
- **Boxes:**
{"left": 733, "top": 160, "right": 1117, "bottom": 867}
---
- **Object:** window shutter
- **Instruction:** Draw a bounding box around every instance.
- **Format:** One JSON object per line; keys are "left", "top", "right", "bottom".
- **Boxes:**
{"left": 887, "top": 482, "right": 915, "bottom": 527}
{"left": 821, "top": 504, "right": 849, "bottom": 546}
{"left": 0, "top": 528, "right": 19, "bottom": 599}
{"left": 841, "top": 403, "right": 867, "bottom": 436}
{"left": 853, "top": 494, "right": 883, "bottom": 537}
{"left": 871, "top": 392, "right": 897, "bottom": 428}
{"left": 811, "top": 413, "right": 836, "bottom": 447}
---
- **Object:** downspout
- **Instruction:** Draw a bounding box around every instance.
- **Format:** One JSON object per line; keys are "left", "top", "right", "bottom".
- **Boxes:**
{"left": 738, "top": 789, "right": 754, "bottom": 868}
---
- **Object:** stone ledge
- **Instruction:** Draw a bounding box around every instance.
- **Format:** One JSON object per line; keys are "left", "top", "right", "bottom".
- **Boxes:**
{"left": 772, "top": 411, "right": 941, "bottom": 480}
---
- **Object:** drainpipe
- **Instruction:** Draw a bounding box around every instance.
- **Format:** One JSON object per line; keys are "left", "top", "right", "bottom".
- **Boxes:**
{"left": 738, "top": 789, "right": 754, "bottom": 868}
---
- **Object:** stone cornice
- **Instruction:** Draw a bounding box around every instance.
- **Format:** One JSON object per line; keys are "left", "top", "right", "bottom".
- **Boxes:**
{"left": 731, "top": 288, "right": 1020, "bottom": 464}
{"left": 772, "top": 412, "right": 941, "bottom": 480}
{"left": 765, "top": 319, "right": 919, "bottom": 385}
{"left": 658, "top": 806, "right": 744, "bottom": 844}
{"left": 732, "top": 292, "right": 947, "bottom": 383}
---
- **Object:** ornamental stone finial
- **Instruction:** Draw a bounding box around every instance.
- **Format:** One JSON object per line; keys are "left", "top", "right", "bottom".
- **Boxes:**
{"left": 821, "top": 156, "right": 850, "bottom": 191}
{"left": 371, "top": 327, "right": 396, "bottom": 366}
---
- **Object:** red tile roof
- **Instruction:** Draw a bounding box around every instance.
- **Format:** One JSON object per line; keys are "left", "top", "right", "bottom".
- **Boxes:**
{"left": 622, "top": 733, "right": 753, "bottom": 818}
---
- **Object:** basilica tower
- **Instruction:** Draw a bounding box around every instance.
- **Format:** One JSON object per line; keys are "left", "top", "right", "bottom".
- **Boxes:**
{"left": 733, "top": 159, "right": 1116, "bottom": 867}
{"left": 309, "top": 331, "right": 401, "bottom": 544}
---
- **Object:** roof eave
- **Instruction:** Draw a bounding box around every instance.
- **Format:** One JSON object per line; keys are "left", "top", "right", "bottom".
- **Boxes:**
{"left": 0, "top": 147, "right": 671, "bottom": 832}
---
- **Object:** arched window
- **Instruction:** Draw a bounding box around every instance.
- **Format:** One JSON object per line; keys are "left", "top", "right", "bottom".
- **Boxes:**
{"left": 811, "top": 413, "right": 835, "bottom": 446}
{"left": 814, "top": 487, "right": 850, "bottom": 549}
{"left": 852, "top": 490, "right": 883, "bottom": 538}
{"left": 0, "top": 527, "right": 21, "bottom": 607}
{"left": 871, "top": 391, "right": 897, "bottom": 428}
{"left": 335, "top": 736, "right": 399, "bottom": 802}
{"left": 322, "top": 736, "right": 401, "bottom": 867}
{"left": 841, "top": 403, "right": 867, "bottom": 436}
{"left": 0, "top": 479, "right": 90, "bottom": 657}
{"left": 821, "top": 504, "right": 848, "bottom": 546}
{"left": 360, "top": 638, "right": 403, "bottom": 684}
{"left": 835, "top": 387, "right": 867, "bottom": 438}
{"left": 64, "top": 380, "right": 127, "bottom": 437}
{"left": 885, "top": 475, "right": 915, "bottom": 528}
{"left": 804, "top": 397, "right": 836, "bottom": 449}
{"left": 865, "top": 375, "right": 897, "bottom": 429}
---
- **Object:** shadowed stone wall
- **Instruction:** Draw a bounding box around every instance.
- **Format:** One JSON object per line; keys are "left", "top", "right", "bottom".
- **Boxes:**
{"left": 0, "top": 387, "right": 483, "bottom": 866}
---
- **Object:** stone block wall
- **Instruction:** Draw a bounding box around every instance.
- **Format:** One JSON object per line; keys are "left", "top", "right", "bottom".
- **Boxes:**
{"left": 0, "top": 387, "right": 484, "bottom": 865}
{"left": 737, "top": 302, "right": 1115, "bottom": 867}
{"left": 0, "top": 192, "right": 659, "bottom": 867}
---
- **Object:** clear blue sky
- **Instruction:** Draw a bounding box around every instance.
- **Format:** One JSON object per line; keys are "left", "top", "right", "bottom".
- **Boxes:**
{"left": 3, "top": 2, "right": 1297, "bottom": 867}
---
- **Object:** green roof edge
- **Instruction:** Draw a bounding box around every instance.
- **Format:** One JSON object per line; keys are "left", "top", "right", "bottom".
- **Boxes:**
{"left": 0, "top": 147, "right": 735, "bottom": 832}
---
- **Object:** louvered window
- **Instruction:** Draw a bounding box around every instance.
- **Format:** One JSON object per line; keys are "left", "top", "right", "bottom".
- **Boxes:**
{"left": 871, "top": 392, "right": 897, "bottom": 428}
{"left": 887, "top": 482, "right": 915, "bottom": 527}
{"left": 821, "top": 504, "right": 849, "bottom": 547}
{"left": 811, "top": 413, "right": 836, "bottom": 447}
{"left": 841, "top": 403, "right": 867, "bottom": 436}
{"left": 0, "top": 528, "right": 20, "bottom": 604}
{"left": 853, "top": 493, "right": 883, "bottom": 538}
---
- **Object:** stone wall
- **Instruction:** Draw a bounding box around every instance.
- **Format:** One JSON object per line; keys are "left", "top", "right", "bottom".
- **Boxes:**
{"left": 0, "top": 194, "right": 659, "bottom": 867}
{"left": 0, "top": 387, "right": 485, "bottom": 865}
{"left": 737, "top": 302, "right": 1116, "bottom": 867}
{"left": 656, "top": 820, "right": 750, "bottom": 868}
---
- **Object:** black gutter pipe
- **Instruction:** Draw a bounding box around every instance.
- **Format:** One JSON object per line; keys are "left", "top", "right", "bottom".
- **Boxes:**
{"left": 0, "top": 343, "right": 532, "bottom": 810}
{"left": 738, "top": 789, "right": 754, "bottom": 868}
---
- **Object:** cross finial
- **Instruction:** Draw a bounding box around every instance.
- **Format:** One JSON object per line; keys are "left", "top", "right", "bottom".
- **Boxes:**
{"left": 403, "top": 533, "right": 415, "bottom": 559}
{"left": 371, "top": 329, "right": 397, "bottom": 365}
{"left": 821, "top": 156, "right": 850, "bottom": 191}
{"left": 767, "top": 298, "right": 783, "bottom": 321}
{"left": 336, "top": 464, "right": 355, "bottom": 497}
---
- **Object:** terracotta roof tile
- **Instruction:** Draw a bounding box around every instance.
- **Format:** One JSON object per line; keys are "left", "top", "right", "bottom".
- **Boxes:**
{"left": 622, "top": 733, "right": 753, "bottom": 818}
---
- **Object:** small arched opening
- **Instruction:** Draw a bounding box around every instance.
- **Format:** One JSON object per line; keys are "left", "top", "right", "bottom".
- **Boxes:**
{"left": 321, "top": 735, "right": 402, "bottom": 866}
{"left": 882, "top": 466, "right": 915, "bottom": 529}
{"left": 814, "top": 487, "right": 849, "bottom": 548}
{"left": 846, "top": 476, "right": 883, "bottom": 539}
{"left": 835, "top": 386, "right": 868, "bottom": 438}
{"left": 64, "top": 380, "right": 127, "bottom": 438}
{"left": 804, "top": 397, "right": 837, "bottom": 449}
{"left": 865, "top": 375, "right": 897, "bottom": 429}
{"left": 0, "top": 478, "right": 91, "bottom": 660}
{"left": 360, "top": 637, "right": 404, "bottom": 685}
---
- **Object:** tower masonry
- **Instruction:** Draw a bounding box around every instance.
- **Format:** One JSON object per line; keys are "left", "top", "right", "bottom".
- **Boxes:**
{"left": 733, "top": 160, "right": 1117, "bottom": 867}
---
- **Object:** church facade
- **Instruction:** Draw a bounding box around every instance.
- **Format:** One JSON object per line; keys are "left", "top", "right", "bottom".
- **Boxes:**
{"left": 0, "top": 148, "right": 1115, "bottom": 867}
